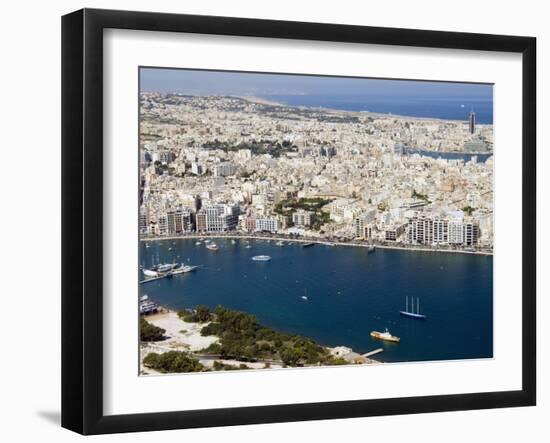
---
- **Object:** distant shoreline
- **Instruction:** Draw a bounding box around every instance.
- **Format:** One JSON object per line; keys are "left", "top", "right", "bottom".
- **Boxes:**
{"left": 139, "top": 233, "right": 493, "bottom": 256}
{"left": 240, "top": 95, "right": 494, "bottom": 126}
{"left": 142, "top": 92, "right": 493, "bottom": 127}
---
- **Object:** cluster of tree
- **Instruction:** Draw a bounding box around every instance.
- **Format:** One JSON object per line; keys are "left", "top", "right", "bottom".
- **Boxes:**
{"left": 143, "top": 351, "right": 204, "bottom": 373}
{"left": 153, "top": 161, "right": 175, "bottom": 176}
{"left": 239, "top": 170, "right": 256, "bottom": 179}
{"left": 412, "top": 190, "right": 430, "bottom": 202}
{"left": 462, "top": 206, "right": 476, "bottom": 216}
{"left": 312, "top": 211, "right": 331, "bottom": 231}
{"left": 274, "top": 197, "right": 334, "bottom": 231}
{"left": 262, "top": 106, "right": 360, "bottom": 124}
{"left": 177, "top": 305, "right": 213, "bottom": 323}
{"left": 212, "top": 361, "right": 250, "bottom": 371}
{"left": 140, "top": 318, "right": 166, "bottom": 342}
{"left": 274, "top": 197, "right": 333, "bottom": 216}
{"left": 201, "top": 140, "right": 230, "bottom": 150}
{"left": 199, "top": 306, "right": 341, "bottom": 367}
{"left": 200, "top": 139, "right": 297, "bottom": 158}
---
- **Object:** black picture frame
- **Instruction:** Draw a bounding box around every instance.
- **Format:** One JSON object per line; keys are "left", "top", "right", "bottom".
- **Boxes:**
{"left": 62, "top": 8, "right": 536, "bottom": 435}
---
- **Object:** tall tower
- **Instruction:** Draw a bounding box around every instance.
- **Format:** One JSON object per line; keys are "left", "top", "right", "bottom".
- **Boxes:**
{"left": 468, "top": 110, "right": 476, "bottom": 134}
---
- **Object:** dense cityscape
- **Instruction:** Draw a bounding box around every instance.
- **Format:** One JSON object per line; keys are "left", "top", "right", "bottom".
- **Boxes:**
{"left": 139, "top": 93, "right": 493, "bottom": 253}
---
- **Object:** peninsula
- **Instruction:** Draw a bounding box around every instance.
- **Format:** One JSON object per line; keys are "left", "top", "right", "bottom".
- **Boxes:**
{"left": 139, "top": 94, "right": 493, "bottom": 253}
{"left": 140, "top": 305, "right": 379, "bottom": 374}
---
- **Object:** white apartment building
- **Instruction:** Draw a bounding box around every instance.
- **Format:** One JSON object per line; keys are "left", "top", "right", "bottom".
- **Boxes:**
{"left": 354, "top": 209, "right": 377, "bottom": 238}
{"left": 191, "top": 162, "right": 206, "bottom": 175}
{"left": 448, "top": 220, "right": 465, "bottom": 244}
{"left": 139, "top": 207, "right": 150, "bottom": 235}
{"left": 408, "top": 215, "right": 479, "bottom": 246}
{"left": 212, "top": 162, "right": 237, "bottom": 177}
{"left": 255, "top": 217, "right": 279, "bottom": 233}
{"left": 196, "top": 204, "right": 240, "bottom": 232}
{"left": 156, "top": 214, "right": 168, "bottom": 236}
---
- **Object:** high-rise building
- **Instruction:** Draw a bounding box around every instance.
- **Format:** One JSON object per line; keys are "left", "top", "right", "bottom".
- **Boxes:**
{"left": 292, "top": 210, "right": 316, "bottom": 227}
{"left": 167, "top": 208, "right": 194, "bottom": 234}
{"left": 408, "top": 215, "right": 479, "bottom": 247}
{"left": 448, "top": 220, "right": 464, "bottom": 244}
{"left": 196, "top": 211, "right": 207, "bottom": 232}
{"left": 212, "top": 162, "right": 237, "bottom": 177}
{"left": 255, "top": 217, "right": 279, "bottom": 233}
{"left": 463, "top": 222, "right": 480, "bottom": 246}
{"left": 157, "top": 214, "right": 168, "bottom": 236}
{"left": 432, "top": 217, "right": 449, "bottom": 244}
{"left": 244, "top": 216, "right": 257, "bottom": 232}
{"left": 139, "top": 207, "right": 150, "bottom": 235}
{"left": 355, "top": 210, "right": 377, "bottom": 238}
{"left": 408, "top": 215, "right": 434, "bottom": 244}
{"left": 191, "top": 162, "right": 205, "bottom": 175}
{"left": 468, "top": 111, "right": 476, "bottom": 134}
{"left": 196, "top": 204, "right": 240, "bottom": 232}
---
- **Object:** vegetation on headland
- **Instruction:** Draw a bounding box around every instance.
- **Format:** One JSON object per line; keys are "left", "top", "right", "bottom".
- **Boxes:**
{"left": 177, "top": 305, "right": 213, "bottom": 323}
{"left": 212, "top": 361, "right": 250, "bottom": 371}
{"left": 140, "top": 306, "right": 357, "bottom": 374}
{"left": 140, "top": 318, "right": 166, "bottom": 342}
{"left": 143, "top": 351, "right": 204, "bottom": 373}
{"left": 197, "top": 305, "right": 346, "bottom": 367}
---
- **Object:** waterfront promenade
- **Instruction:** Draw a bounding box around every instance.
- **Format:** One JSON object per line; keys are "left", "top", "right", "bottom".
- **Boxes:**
{"left": 140, "top": 232, "right": 493, "bottom": 256}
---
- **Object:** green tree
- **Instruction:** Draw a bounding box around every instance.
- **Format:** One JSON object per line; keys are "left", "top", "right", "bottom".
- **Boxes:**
{"left": 140, "top": 318, "right": 165, "bottom": 342}
{"left": 143, "top": 351, "right": 204, "bottom": 373}
{"left": 178, "top": 305, "right": 213, "bottom": 323}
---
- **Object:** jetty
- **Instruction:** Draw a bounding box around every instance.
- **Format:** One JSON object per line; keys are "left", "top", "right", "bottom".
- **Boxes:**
{"left": 139, "top": 274, "right": 171, "bottom": 285}
{"left": 362, "top": 348, "right": 384, "bottom": 358}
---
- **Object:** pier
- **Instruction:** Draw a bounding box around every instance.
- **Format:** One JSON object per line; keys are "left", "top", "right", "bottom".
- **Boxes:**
{"left": 362, "top": 348, "right": 384, "bottom": 358}
{"left": 140, "top": 274, "right": 171, "bottom": 285}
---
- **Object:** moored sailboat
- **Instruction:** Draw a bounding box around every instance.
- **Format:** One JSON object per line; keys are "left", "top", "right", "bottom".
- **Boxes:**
{"left": 400, "top": 296, "right": 427, "bottom": 319}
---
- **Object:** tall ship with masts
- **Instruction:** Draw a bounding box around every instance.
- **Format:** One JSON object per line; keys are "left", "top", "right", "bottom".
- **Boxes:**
{"left": 400, "top": 296, "right": 427, "bottom": 319}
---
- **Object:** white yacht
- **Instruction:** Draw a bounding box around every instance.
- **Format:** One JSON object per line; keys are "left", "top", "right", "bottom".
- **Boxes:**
{"left": 252, "top": 255, "right": 271, "bottom": 261}
{"left": 142, "top": 268, "right": 158, "bottom": 278}
{"left": 172, "top": 264, "right": 198, "bottom": 274}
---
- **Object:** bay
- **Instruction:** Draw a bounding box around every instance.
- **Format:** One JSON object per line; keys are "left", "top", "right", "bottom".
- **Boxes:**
{"left": 139, "top": 238, "right": 493, "bottom": 364}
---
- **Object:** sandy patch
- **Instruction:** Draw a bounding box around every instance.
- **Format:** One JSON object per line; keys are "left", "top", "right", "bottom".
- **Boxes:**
{"left": 146, "top": 311, "right": 219, "bottom": 352}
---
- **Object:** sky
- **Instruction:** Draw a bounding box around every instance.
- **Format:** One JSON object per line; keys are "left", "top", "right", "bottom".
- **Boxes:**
{"left": 139, "top": 67, "right": 493, "bottom": 100}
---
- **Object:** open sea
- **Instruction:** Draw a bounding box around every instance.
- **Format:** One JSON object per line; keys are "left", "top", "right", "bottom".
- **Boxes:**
{"left": 140, "top": 239, "right": 493, "bottom": 363}
{"left": 264, "top": 94, "right": 493, "bottom": 124}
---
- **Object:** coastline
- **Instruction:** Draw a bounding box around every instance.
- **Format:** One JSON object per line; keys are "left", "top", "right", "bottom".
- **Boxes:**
{"left": 239, "top": 95, "right": 494, "bottom": 127}
{"left": 140, "top": 233, "right": 493, "bottom": 256}
{"left": 140, "top": 307, "right": 381, "bottom": 375}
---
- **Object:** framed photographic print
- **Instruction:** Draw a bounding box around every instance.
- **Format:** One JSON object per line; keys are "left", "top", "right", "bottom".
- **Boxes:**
{"left": 61, "top": 8, "right": 536, "bottom": 435}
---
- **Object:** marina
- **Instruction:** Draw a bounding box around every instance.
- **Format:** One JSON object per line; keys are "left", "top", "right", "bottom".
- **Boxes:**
{"left": 140, "top": 262, "right": 200, "bottom": 284}
{"left": 139, "top": 295, "right": 160, "bottom": 315}
{"left": 139, "top": 237, "right": 493, "bottom": 363}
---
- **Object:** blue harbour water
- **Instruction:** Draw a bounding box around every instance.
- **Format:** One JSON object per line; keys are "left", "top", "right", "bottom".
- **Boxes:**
{"left": 406, "top": 150, "right": 492, "bottom": 164}
{"left": 140, "top": 239, "right": 493, "bottom": 363}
